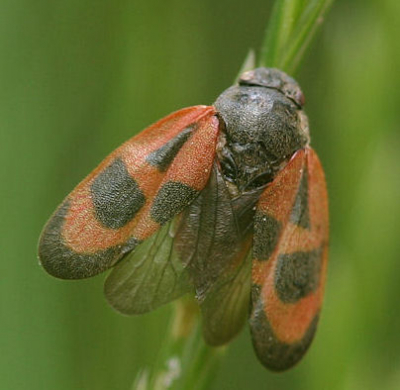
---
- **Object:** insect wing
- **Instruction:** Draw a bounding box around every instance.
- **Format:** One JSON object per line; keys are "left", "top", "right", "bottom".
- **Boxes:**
{"left": 38, "top": 106, "right": 219, "bottom": 280}
{"left": 104, "top": 218, "right": 191, "bottom": 314}
{"left": 250, "top": 147, "right": 329, "bottom": 371}
{"left": 175, "top": 165, "right": 260, "bottom": 345}
{"left": 200, "top": 247, "right": 252, "bottom": 346}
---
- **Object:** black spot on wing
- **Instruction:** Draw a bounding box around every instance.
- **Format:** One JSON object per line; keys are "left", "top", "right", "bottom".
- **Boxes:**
{"left": 151, "top": 181, "right": 199, "bottom": 225}
{"left": 91, "top": 158, "right": 145, "bottom": 229}
{"left": 250, "top": 290, "right": 319, "bottom": 371}
{"left": 38, "top": 200, "right": 140, "bottom": 279}
{"left": 146, "top": 126, "right": 193, "bottom": 171}
{"left": 275, "top": 247, "right": 323, "bottom": 303}
{"left": 290, "top": 167, "right": 310, "bottom": 229}
{"left": 253, "top": 211, "right": 281, "bottom": 261}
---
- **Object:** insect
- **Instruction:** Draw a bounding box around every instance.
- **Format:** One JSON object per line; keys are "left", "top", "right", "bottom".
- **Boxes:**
{"left": 38, "top": 67, "right": 328, "bottom": 371}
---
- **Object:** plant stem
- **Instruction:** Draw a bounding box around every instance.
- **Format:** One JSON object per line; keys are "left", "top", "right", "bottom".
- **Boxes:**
{"left": 260, "top": 0, "right": 334, "bottom": 73}
{"left": 132, "top": 299, "right": 225, "bottom": 390}
{"left": 260, "top": 0, "right": 305, "bottom": 68}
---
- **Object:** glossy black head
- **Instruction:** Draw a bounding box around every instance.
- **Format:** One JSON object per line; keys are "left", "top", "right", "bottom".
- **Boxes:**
{"left": 215, "top": 68, "right": 310, "bottom": 192}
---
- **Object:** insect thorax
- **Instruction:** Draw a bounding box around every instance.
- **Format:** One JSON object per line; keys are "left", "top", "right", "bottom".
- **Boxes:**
{"left": 215, "top": 68, "right": 310, "bottom": 192}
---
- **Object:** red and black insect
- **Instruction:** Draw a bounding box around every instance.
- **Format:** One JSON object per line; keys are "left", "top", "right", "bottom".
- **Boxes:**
{"left": 38, "top": 68, "right": 329, "bottom": 371}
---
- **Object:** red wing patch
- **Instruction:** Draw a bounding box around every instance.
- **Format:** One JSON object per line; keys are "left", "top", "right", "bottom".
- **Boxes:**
{"left": 38, "top": 106, "right": 219, "bottom": 279}
{"left": 250, "top": 147, "right": 329, "bottom": 371}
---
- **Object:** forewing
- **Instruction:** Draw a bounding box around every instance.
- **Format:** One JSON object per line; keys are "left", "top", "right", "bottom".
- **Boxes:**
{"left": 250, "top": 147, "right": 329, "bottom": 371}
{"left": 38, "top": 106, "right": 219, "bottom": 279}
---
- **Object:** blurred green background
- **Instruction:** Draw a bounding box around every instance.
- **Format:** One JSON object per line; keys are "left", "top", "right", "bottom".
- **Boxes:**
{"left": 1, "top": 0, "right": 400, "bottom": 389}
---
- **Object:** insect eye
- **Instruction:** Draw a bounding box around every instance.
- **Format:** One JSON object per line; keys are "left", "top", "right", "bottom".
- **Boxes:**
{"left": 297, "top": 91, "right": 305, "bottom": 106}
